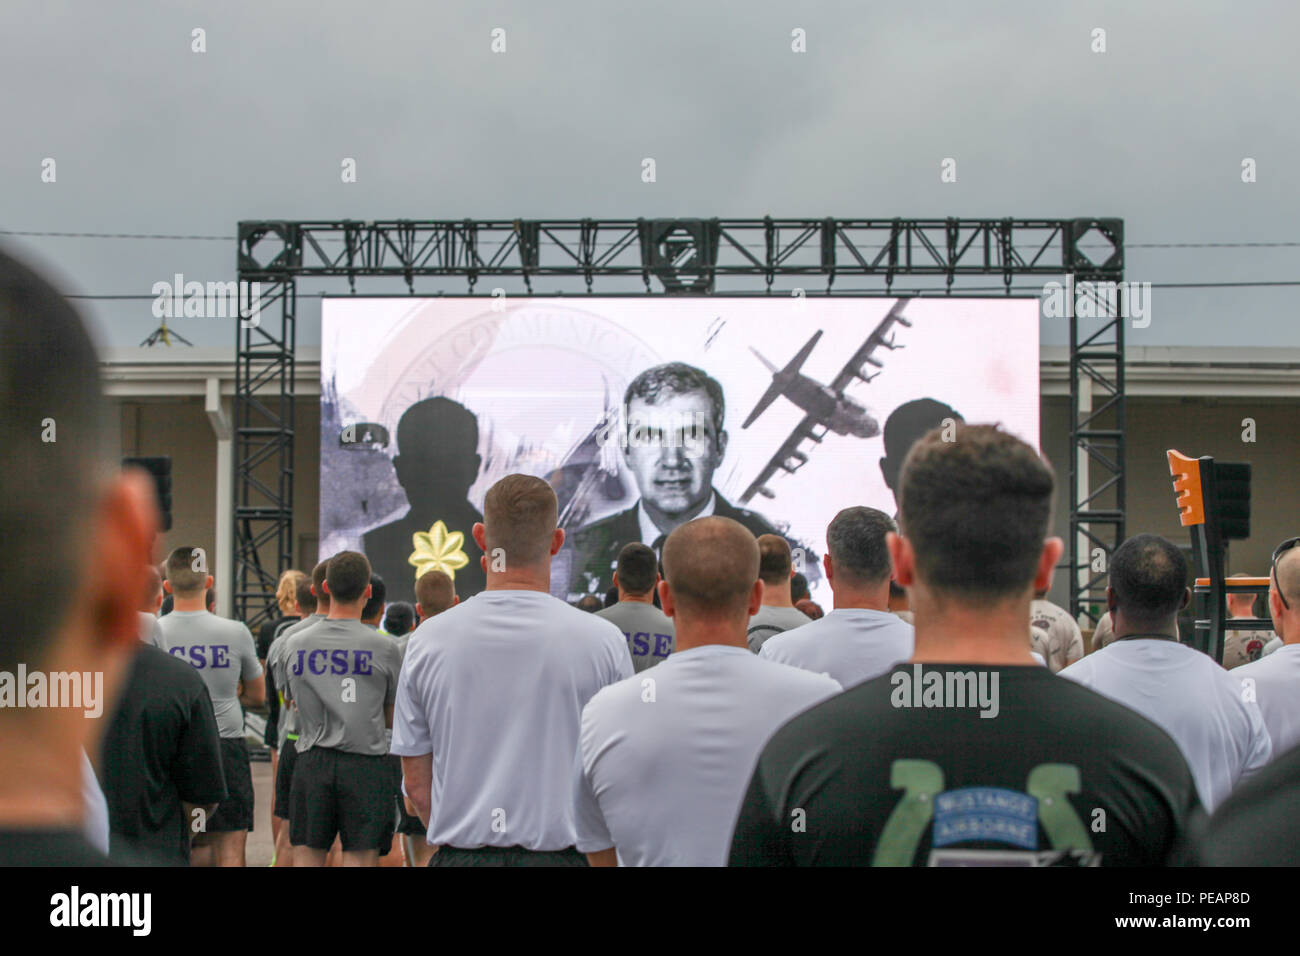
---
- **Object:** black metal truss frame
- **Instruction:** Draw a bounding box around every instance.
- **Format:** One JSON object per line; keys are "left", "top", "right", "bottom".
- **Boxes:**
{"left": 235, "top": 218, "right": 1124, "bottom": 627}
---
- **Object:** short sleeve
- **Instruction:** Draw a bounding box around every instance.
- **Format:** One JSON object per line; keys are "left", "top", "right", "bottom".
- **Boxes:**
{"left": 572, "top": 706, "right": 614, "bottom": 854}
{"left": 238, "top": 625, "right": 262, "bottom": 680}
{"left": 390, "top": 648, "right": 432, "bottom": 756}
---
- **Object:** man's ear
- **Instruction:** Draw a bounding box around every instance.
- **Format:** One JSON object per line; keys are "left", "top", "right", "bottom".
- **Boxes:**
{"left": 471, "top": 522, "right": 487, "bottom": 552}
{"left": 658, "top": 580, "right": 675, "bottom": 619}
{"left": 550, "top": 527, "right": 565, "bottom": 556}
{"left": 1179, "top": 587, "right": 1191, "bottom": 612}
{"left": 823, "top": 553, "right": 834, "bottom": 586}
{"left": 1269, "top": 587, "right": 1284, "bottom": 626}
{"left": 748, "top": 578, "right": 764, "bottom": 617}
{"left": 887, "top": 532, "right": 915, "bottom": 588}
{"left": 90, "top": 471, "right": 160, "bottom": 652}
{"left": 452, "top": 594, "right": 460, "bottom": 606}
{"left": 1106, "top": 585, "right": 1117, "bottom": 613}
{"left": 1032, "top": 537, "right": 1065, "bottom": 595}
{"left": 715, "top": 428, "right": 729, "bottom": 463}
{"left": 611, "top": 571, "right": 620, "bottom": 591}
{"left": 205, "top": 574, "right": 214, "bottom": 591}
{"left": 163, "top": 579, "right": 173, "bottom": 595}
{"left": 322, "top": 580, "right": 332, "bottom": 596}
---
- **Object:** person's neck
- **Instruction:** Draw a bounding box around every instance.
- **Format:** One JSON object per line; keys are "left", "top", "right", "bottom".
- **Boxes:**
{"left": 910, "top": 589, "right": 1037, "bottom": 665}
{"left": 484, "top": 566, "right": 551, "bottom": 593}
{"left": 1113, "top": 614, "right": 1179, "bottom": 641}
{"left": 831, "top": 583, "right": 892, "bottom": 613}
{"left": 760, "top": 583, "right": 794, "bottom": 608}
{"left": 672, "top": 618, "right": 748, "bottom": 652}
{"left": 313, "top": 606, "right": 329, "bottom": 618}
{"left": 619, "top": 590, "right": 654, "bottom": 604}
{"left": 1281, "top": 618, "right": 1299, "bottom": 645}
{"left": 0, "top": 724, "right": 85, "bottom": 831}
{"left": 173, "top": 594, "right": 207, "bottom": 612}
{"left": 326, "top": 602, "right": 365, "bottom": 621}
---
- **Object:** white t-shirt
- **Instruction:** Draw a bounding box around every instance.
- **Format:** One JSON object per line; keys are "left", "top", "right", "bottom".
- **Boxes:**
{"left": 1059, "top": 638, "right": 1272, "bottom": 811}
{"left": 758, "top": 608, "right": 913, "bottom": 689}
{"left": 1234, "top": 644, "right": 1300, "bottom": 758}
{"left": 573, "top": 645, "right": 841, "bottom": 866}
{"left": 138, "top": 612, "right": 163, "bottom": 648}
{"left": 1029, "top": 599, "right": 1084, "bottom": 672}
{"left": 82, "top": 750, "right": 109, "bottom": 855}
{"left": 391, "top": 590, "right": 634, "bottom": 851}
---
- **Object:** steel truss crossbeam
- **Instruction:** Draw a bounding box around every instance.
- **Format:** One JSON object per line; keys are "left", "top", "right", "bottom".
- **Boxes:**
{"left": 235, "top": 218, "right": 1124, "bottom": 627}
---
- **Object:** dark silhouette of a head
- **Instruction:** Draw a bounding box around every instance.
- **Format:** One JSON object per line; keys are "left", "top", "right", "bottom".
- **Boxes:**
{"left": 393, "top": 397, "right": 481, "bottom": 509}
{"left": 880, "top": 399, "right": 963, "bottom": 500}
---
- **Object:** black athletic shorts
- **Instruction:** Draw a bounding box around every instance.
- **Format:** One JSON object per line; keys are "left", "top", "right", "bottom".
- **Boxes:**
{"left": 208, "top": 737, "right": 254, "bottom": 832}
{"left": 289, "top": 748, "right": 393, "bottom": 852}
{"left": 273, "top": 737, "right": 299, "bottom": 820}
{"left": 429, "top": 845, "right": 588, "bottom": 867}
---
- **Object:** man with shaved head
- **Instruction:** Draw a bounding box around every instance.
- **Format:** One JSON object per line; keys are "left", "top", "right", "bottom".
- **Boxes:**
{"left": 746, "top": 535, "right": 811, "bottom": 653}
{"left": 392, "top": 474, "right": 632, "bottom": 865}
{"left": 573, "top": 517, "right": 840, "bottom": 866}
{"left": 1222, "top": 572, "right": 1281, "bottom": 668}
{"left": 1194, "top": 537, "right": 1300, "bottom": 865}
{"left": 1231, "top": 538, "right": 1300, "bottom": 757}
{"left": 1061, "top": 534, "right": 1271, "bottom": 812}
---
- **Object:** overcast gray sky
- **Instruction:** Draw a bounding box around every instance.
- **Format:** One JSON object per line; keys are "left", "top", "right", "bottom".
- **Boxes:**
{"left": 3, "top": 0, "right": 1297, "bottom": 349}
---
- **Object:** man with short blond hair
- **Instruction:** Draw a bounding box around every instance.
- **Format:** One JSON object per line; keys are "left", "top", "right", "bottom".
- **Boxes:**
{"left": 746, "top": 534, "right": 810, "bottom": 652}
{"left": 158, "top": 545, "right": 264, "bottom": 866}
{"left": 1222, "top": 573, "right": 1281, "bottom": 668}
{"left": 575, "top": 518, "right": 840, "bottom": 866}
{"left": 265, "top": 560, "right": 328, "bottom": 866}
{"left": 393, "top": 474, "right": 632, "bottom": 866}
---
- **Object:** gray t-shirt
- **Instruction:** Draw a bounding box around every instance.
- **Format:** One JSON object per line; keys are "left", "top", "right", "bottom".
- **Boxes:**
{"left": 283, "top": 618, "right": 402, "bottom": 757}
{"left": 747, "top": 605, "right": 812, "bottom": 654}
{"left": 267, "top": 612, "right": 327, "bottom": 749}
{"left": 138, "top": 612, "right": 163, "bottom": 648}
{"left": 596, "top": 601, "right": 675, "bottom": 672}
{"left": 157, "top": 610, "right": 262, "bottom": 739}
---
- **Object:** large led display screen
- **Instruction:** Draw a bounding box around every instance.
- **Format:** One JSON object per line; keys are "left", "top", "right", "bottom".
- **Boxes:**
{"left": 321, "top": 296, "right": 1040, "bottom": 606}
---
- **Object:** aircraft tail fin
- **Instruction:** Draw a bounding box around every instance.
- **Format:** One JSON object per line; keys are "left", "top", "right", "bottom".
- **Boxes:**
{"left": 748, "top": 346, "right": 778, "bottom": 374}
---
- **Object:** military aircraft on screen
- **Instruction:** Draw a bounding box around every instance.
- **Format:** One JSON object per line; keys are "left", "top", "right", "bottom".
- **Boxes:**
{"left": 738, "top": 298, "right": 912, "bottom": 504}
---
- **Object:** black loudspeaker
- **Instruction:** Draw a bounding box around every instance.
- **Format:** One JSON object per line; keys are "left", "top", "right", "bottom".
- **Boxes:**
{"left": 122, "top": 456, "right": 172, "bottom": 531}
{"left": 1214, "top": 461, "right": 1251, "bottom": 541}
